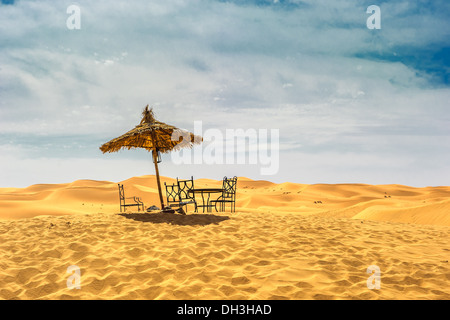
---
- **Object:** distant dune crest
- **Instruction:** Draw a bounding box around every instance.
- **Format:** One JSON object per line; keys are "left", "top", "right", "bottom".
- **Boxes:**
{"left": 0, "top": 175, "right": 449, "bottom": 226}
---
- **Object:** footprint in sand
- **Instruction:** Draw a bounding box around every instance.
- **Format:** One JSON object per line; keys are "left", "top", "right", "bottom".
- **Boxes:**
{"left": 126, "top": 247, "right": 144, "bottom": 258}
{"left": 231, "top": 275, "right": 251, "bottom": 286}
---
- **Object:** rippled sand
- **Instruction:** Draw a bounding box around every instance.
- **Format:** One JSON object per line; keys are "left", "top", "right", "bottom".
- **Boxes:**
{"left": 0, "top": 176, "right": 449, "bottom": 299}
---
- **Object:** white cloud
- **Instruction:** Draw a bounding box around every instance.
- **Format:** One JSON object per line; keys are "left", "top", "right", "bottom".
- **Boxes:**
{"left": 0, "top": 0, "right": 449, "bottom": 187}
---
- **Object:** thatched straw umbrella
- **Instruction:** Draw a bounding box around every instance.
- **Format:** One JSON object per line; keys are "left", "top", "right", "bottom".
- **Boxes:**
{"left": 100, "top": 105, "right": 202, "bottom": 210}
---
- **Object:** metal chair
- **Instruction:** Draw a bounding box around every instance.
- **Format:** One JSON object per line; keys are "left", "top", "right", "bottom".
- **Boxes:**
{"left": 210, "top": 176, "right": 238, "bottom": 213}
{"left": 177, "top": 176, "right": 197, "bottom": 212}
{"left": 164, "top": 177, "right": 197, "bottom": 214}
{"left": 164, "top": 183, "right": 180, "bottom": 211}
{"left": 118, "top": 184, "right": 144, "bottom": 212}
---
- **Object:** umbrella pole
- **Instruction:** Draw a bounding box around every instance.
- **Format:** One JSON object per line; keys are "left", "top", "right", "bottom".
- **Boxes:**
{"left": 152, "top": 149, "right": 165, "bottom": 210}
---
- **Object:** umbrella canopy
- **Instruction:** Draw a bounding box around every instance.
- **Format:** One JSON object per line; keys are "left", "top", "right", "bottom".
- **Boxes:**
{"left": 100, "top": 105, "right": 202, "bottom": 210}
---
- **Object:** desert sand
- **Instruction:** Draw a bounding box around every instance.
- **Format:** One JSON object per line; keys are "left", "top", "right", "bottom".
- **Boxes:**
{"left": 0, "top": 176, "right": 449, "bottom": 300}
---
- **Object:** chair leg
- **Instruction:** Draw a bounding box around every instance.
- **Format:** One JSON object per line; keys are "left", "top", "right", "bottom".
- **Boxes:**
{"left": 177, "top": 206, "right": 186, "bottom": 215}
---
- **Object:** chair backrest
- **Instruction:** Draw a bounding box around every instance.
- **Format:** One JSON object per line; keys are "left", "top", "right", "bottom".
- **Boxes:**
{"left": 177, "top": 176, "right": 195, "bottom": 202}
{"left": 221, "top": 176, "right": 237, "bottom": 200}
{"left": 117, "top": 184, "right": 125, "bottom": 208}
{"left": 165, "top": 182, "right": 180, "bottom": 204}
{"left": 118, "top": 184, "right": 125, "bottom": 201}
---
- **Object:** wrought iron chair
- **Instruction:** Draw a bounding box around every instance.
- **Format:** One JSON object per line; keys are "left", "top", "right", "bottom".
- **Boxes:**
{"left": 177, "top": 176, "right": 197, "bottom": 212}
{"left": 164, "top": 177, "right": 197, "bottom": 214}
{"left": 210, "top": 176, "right": 238, "bottom": 213}
{"left": 118, "top": 184, "right": 144, "bottom": 212}
{"left": 164, "top": 183, "right": 181, "bottom": 209}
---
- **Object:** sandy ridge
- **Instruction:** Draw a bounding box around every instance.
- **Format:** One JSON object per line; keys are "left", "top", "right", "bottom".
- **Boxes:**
{"left": 1, "top": 176, "right": 449, "bottom": 226}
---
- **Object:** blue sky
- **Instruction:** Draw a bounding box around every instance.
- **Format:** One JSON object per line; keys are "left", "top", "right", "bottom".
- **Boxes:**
{"left": 0, "top": 0, "right": 449, "bottom": 188}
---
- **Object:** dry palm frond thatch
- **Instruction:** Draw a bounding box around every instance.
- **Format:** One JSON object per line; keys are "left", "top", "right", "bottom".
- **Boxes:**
{"left": 99, "top": 105, "right": 202, "bottom": 210}
{"left": 100, "top": 105, "right": 202, "bottom": 154}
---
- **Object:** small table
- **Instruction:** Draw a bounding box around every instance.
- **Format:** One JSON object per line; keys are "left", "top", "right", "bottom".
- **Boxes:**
{"left": 188, "top": 188, "right": 223, "bottom": 213}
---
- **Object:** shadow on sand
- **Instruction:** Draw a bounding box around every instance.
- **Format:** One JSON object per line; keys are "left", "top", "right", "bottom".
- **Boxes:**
{"left": 118, "top": 212, "right": 230, "bottom": 226}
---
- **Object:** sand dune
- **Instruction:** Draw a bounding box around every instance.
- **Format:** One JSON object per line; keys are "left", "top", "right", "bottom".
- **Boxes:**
{"left": 2, "top": 176, "right": 449, "bottom": 226}
{"left": 0, "top": 176, "right": 449, "bottom": 300}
